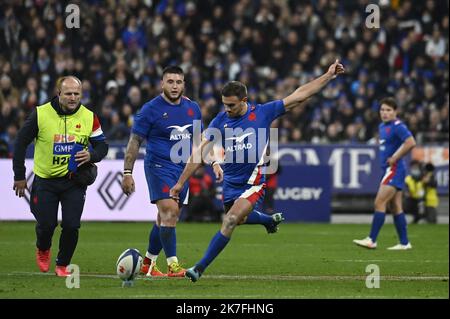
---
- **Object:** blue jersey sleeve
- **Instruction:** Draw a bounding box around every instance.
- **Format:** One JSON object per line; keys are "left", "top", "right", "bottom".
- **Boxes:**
{"left": 194, "top": 102, "right": 203, "bottom": 131}
{"left": 191, "top": 101, "right": 204, "bottom": 141}
{"left": 132, "top": 103, "right": 153, "bottom": 138}
{"left": 205, "top": 115, "right": 222, "bottom": 142}
{"left": 259, "top": 100, "right": 285, "bottom": 123}
{"left": 394, "top": 121, "right": 412, "bottom": 142}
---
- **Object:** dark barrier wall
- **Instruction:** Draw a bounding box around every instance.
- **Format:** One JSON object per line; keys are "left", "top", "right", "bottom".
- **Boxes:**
{"left": 273, "top": 165, "right": 332, "bottom": 222}
{"left": 277, "top": 144, "right": 448, "bottom": 195}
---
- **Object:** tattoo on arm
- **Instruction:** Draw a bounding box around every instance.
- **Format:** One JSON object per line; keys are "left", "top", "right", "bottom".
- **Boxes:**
{"left": 124, "top": 134, "right": 144, "bottom": 171}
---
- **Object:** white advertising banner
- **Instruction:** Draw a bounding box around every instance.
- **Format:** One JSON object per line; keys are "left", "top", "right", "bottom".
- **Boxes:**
{"left": 0, "top": 159, "right": 157, "bottom": 221}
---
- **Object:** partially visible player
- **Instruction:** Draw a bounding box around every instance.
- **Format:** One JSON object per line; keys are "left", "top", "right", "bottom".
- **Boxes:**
{"left": 353, "top": 97, "right": 416, "bottom": 250}
{"left": 171, "top": 60, "right": 345, "bottom": 282}
{"left": 121, "top": 66, "right": 201, "bottom": 277}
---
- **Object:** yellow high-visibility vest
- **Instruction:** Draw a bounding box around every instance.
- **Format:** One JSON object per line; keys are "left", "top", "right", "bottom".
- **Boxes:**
{"left": 34, "top": 102, "right": 93, "bottom": 178}
{"left": 425, "top": 185, "right": 439, "bottom": 208}
{"left": 405, "top": 175, "right": 424, "bottom": 200}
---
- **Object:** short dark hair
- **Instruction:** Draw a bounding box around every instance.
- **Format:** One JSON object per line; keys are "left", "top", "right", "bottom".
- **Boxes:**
{"left": 162, "top": 65, "right": 184, "bottom": 77}
{"left": 222, "top": 81, "right": 248, "bottom": 100}
{"left": 379, "top": 97, "right": 398, "bottom": 110}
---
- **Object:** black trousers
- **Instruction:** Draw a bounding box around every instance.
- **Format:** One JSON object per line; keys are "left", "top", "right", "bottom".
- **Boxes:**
{"left": 30, "top": 175, "right": 87, "bottom": 266}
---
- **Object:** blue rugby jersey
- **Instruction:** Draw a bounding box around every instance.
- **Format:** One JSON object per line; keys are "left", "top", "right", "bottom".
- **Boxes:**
{"left": 378, "top": 119, "right": 413, "bottom": 170}
{"left": 206, "top": 100, "right": 285, "bottom": 186}
{"left": 132, "top": 95, "right": 202, "bottom": 170}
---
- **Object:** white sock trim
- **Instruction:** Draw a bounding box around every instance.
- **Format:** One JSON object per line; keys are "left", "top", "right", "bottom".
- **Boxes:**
{"left": 167, "top": 256, "right": 178, "bottom": 265}
{"left": 145, "top": 252, "right": 159, "bottom": 262}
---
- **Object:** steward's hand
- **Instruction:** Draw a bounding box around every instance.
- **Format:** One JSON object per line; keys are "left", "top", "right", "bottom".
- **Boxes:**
{"left": 13, "top": 180, "right": 27, "bottom": 198}
{"left": 75, "top": 150, "right": 91, "bottom": 166}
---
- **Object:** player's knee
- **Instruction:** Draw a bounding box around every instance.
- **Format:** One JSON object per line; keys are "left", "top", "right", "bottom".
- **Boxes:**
{"left": 158, "top": 202, "right": 179, "bottom": 224}
{"left": 159, "top": 209, "right": 179, "bottom": 224}
{"left": 374, "top": 198, "right": 386, "bottom": 211}
{"left": 238, "top": 216, "right": 247, "bottom": 225}
{"left": 223, "top": 214, "right": 238, "bottom": 230}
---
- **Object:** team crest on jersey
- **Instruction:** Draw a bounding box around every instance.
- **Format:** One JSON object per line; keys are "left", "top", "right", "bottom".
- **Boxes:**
{"left": 385, "top": 127, "right": 391, "bottom": 134}
{"left": 248, "top": 112, "right": 257, "bottom": 121}
{"left": 187, "top": 108, "right": 194, "bottom": 117}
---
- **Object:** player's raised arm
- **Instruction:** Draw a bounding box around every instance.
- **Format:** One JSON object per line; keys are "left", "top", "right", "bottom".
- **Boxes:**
{"left": 282, "top": 59, "right": 345, "bottom": 111}
{"left": 122, "top": 133, "right": 145, "bottom": 195}
{"left": 170, "top": 137, "right": 214, "bottom": 201}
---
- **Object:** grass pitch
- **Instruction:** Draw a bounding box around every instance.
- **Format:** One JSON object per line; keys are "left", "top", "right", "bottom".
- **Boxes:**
{"left": 0, "top": 222, "right": 448, "bottom": 299}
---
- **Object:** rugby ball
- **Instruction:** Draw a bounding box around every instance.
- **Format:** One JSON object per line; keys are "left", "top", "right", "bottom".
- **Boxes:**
{"left": 116, "top": 248, "right": 143, "bottom": 281}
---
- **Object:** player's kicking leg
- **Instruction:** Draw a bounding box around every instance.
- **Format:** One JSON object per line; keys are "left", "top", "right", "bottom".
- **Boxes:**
{"left": 240, "top": 209, "right": 285, "bottom": 233}
{"left": 235, "top": 184, "right": 285, "bottom": 233}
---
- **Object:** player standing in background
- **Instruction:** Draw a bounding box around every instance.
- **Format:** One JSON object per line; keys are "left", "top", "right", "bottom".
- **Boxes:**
{"left": 354, "top": 97, "right": 416, "bottom": 250}
{"left": 121, "top": 66, "right": 201, "bottom": 277}
{"left": 171, "top": 60, "right": 345, "bottom": 282}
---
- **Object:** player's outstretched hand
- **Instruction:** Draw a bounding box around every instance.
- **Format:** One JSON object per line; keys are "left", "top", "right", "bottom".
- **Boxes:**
{"left": 213, "top": 163, "right": 223, "bottom": 183}
{"left": 170, "top": 183, "right": 182, "bottom": 203}
{"left": 327, "top": 59, "right": 345, "bottom": 79}
{"left": 122, "top": 175, "right": 135, "bottom": 196}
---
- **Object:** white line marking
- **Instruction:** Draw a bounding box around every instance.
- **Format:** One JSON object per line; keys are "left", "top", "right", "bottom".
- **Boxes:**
{"left": 336, "top": 259, "right": 448, "bottom": 264}
{"left": 4, "top": 272, "right": 448, "bottom": 282}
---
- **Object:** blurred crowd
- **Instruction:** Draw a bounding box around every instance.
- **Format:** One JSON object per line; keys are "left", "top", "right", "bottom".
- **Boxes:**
{"left": 1, "top": 0, "right": 449, "bottom": 152}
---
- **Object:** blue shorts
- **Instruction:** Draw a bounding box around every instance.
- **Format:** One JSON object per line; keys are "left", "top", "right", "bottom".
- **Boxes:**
{"left": 223, "top": 180, "right": 266, "bottom": 207}
{"left": 144, "top": 162, "right": 189, "bottom": 204}
{"left": 380, "top": 164, "right": 406, "bottom": 190}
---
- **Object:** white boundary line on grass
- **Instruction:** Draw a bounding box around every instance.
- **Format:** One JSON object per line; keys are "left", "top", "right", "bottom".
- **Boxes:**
{"left": 4, "top": 272, "right": 449, "bottom": 281}
{"left": 126, "top": 295, "right": 448, "bottom": 299}
{"left": 335, "top": 259, "right": 449, "bottom": 263}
